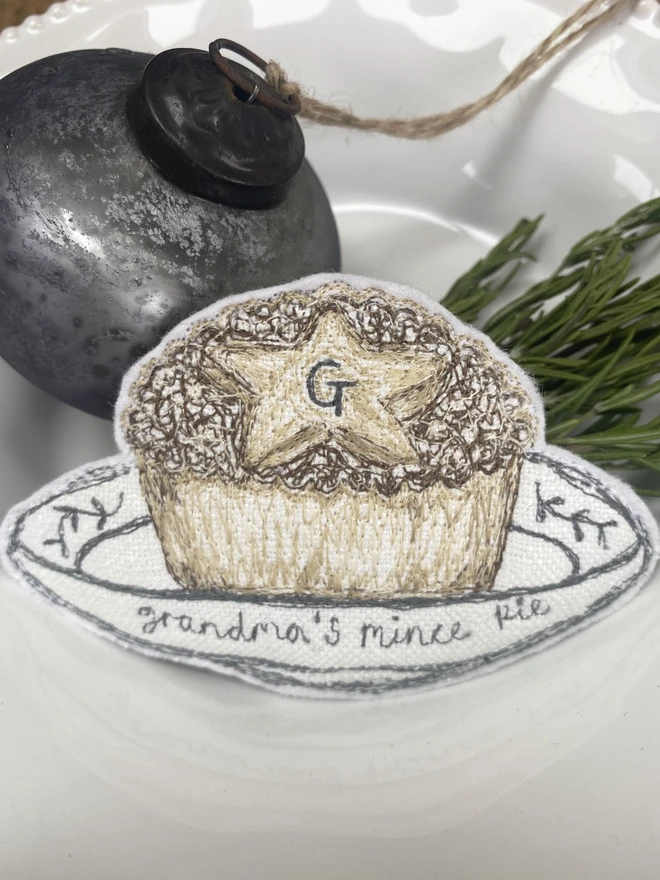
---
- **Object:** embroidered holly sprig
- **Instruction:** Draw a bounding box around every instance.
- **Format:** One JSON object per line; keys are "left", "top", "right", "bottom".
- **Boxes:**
{"left": 534, "top": 482, "right": 617, "bottom": 549}
{"left": 443, "top": 199, "right": 660, "bottom": 494}
{"left": 43, "top": 494, "right": 124, "bottom": 559}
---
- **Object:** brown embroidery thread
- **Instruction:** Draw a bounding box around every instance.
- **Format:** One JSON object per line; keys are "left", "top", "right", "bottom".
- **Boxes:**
{"left": 123, "top": 284, "right": 535, "bottom": 493}
{"left": 122, "top": 283, "right": 538, "bottom": 597}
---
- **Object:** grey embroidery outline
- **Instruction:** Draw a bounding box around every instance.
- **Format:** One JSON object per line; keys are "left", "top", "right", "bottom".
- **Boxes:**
{"left": 5, "top": 531, "right": 651, "bottom": 695}
{"left": 2, "top": 449, "right": 653, "bottom": 696}
{"left": 305, "top": 358, "right": 357, "bottom": 416}
{"left": 43, "top": 494, "right": 124, "bottom": 559}
{"left": 535, "top": 481, "right": 618, "bottom": 548}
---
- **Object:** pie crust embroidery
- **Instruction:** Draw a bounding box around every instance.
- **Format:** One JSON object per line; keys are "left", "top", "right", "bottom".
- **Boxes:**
{"left": 122, "top": 282, "right": 538, "bottom": 596}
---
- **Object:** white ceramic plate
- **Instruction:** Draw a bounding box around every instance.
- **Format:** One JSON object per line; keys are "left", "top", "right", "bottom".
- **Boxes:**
{"left": 1, "top": 1, "right": 660, "bottom": 877}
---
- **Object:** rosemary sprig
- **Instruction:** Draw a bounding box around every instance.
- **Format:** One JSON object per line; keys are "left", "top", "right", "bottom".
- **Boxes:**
{"left": 442, "top": 199, "right": 660, "bottom": 492}
{"left": 442, "top": 217, "right": 542, "bottom": 323}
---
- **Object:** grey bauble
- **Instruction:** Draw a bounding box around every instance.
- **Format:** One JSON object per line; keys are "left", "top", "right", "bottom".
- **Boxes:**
{"left": 0, "top": 43, "right": 340, "bottom": 418}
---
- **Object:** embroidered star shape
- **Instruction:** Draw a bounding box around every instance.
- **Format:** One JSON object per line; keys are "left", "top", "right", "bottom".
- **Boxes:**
{"left": 206, "top": 311, "right": 446, "bottom": 469}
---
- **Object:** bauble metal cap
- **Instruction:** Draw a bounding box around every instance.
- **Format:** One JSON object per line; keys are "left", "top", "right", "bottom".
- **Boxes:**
{"left": 127, "top": 40, "right": 305, "bottom": 208}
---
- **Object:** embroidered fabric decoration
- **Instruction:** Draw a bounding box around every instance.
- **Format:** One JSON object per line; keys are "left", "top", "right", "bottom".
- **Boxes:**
{"left": 2, "top": 274, "right": 658, "bottom": 697}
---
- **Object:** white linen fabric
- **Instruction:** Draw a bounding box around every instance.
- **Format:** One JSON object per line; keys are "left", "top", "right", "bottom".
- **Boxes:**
{"left": 1, "top": 274, "right": 657, "bottom": 698}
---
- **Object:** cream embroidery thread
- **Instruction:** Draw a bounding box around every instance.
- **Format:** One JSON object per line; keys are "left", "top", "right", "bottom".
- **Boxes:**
{"left": 122, "top": 283, "right": 537, "bottom": 596}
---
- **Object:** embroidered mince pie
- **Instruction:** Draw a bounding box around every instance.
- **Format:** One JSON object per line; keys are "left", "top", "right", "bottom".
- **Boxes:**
{"left": 122, "top": 282, "right": 538, "bottom": 596}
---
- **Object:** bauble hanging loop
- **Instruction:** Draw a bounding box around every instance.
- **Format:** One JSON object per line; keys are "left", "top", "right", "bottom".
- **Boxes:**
{"left": 209, "top": 38, "right": 302, "bottom": 117}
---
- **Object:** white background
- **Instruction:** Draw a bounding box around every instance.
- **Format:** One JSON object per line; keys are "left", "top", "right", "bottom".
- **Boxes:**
{"left": 1, "top": 1, "right": 660, "bottom": 877}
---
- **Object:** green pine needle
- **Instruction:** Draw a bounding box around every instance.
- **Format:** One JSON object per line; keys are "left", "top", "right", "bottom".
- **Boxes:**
{"left": 442, "top": 198, "right": 660, "bottom": 493}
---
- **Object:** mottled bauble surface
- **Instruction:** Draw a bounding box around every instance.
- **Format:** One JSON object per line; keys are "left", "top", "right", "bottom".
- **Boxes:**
{"left": 0, "top": 49, "right": 340, "bottom": 418}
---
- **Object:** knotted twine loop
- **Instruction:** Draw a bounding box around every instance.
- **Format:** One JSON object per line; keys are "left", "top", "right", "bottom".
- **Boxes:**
{"left": 264, "top": 0, "right": 637, "bottom": 140}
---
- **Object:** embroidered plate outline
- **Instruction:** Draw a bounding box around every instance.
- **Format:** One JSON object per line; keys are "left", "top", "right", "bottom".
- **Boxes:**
{"left": 2, "top": 274, "right": 658, "bottom": 697}
{"left": 1, "top": 449, "right": 654, "bottom": 696}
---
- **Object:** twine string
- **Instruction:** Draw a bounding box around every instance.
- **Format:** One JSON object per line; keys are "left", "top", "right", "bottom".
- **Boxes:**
{"left": 264, "top": 0, "right": 638, "bottom": 140}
